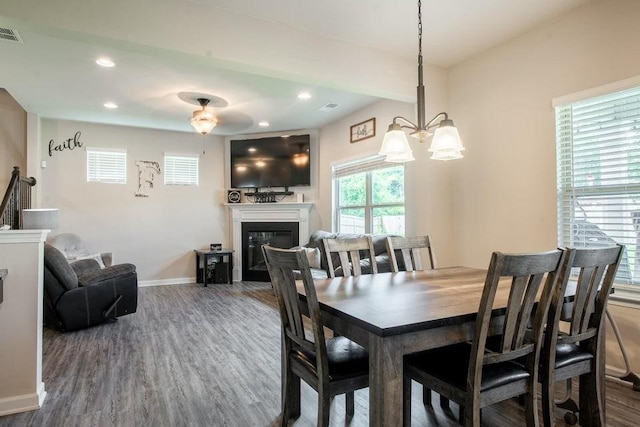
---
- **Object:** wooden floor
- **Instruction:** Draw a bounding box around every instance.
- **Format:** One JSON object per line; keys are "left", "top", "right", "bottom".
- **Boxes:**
{"left": 1, "top": 282, "right": 639, "bottom": 427}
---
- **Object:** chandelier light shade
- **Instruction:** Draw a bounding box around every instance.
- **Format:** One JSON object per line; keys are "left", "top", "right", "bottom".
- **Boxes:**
{"left": 190, "top": 98, "right": 217, "bottom": 135}
{"left": 378, "top": 124, "right": 415, "bottom": 162}
{"left": 428, "top": 121, "right": 465, "bottom": 160}
{"left": 379, "top": 0, "right": 464, "bottom": 162}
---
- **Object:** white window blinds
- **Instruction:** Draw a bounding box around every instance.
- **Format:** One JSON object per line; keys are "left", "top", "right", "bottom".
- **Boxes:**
{"left": 86, "top": 147, "right": 127, "bottom": 184}
{"left": 164, "top": 153, "right": 199, "bottom": 186}
{"left": 332, "top": 154, "right": 396, "bottom": 179}
{"left": 556, "top": 85, "right": 640, "bottom": 297}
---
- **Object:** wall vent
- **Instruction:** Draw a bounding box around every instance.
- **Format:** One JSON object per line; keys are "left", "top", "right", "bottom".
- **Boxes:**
{"left": 319, "top": 103, "right": 339, "bottom": 112}
{"left": 0, "top": 28, "right": 23, "bottom": 43}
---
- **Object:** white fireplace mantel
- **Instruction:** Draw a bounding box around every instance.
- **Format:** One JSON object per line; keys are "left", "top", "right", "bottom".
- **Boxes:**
{"left": 226, "top": 202, "right": 313, "bottom": 281}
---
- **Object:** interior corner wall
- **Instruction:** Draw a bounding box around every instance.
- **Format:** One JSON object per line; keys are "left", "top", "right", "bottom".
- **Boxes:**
{"left": 39, "top": 119, "right": 227, "bottom": 283}
{"left": 317, "top": 61, "right": 456, "bottom": 267}
{"left": 448, "top": 0, "right": 640, "bottom": 268}
{"left": 448, "top": 0, "right": 640, "bottom": 373}
{"left": 0, "top": 89, "right": 27, "bottom": 190}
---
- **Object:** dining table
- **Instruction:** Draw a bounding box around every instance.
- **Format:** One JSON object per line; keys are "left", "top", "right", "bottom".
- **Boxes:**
{"left": 292, "top": 267, "right": 580, "bottom": 427}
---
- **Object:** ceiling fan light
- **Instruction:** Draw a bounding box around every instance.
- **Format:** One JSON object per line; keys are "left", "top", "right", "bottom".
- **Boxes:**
{"left": 190, "top": 109, "right": 217, "bottom": 135}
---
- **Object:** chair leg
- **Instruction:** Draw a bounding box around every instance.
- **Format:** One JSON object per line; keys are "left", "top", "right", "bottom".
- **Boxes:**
{"left": 403, "top": 375, "right": 412, "bottom": 427}
{"left": 345, "top": 391, "right": 355, "bottom": 421}
{"left": 579, "top": 371, "right": 605, "bottom": 427}
{"left": 463, "top": 400, "right": 480, "bottom": 427}
{"left": 440, "top": 394, "right": 450, "bottom": 409}
{"left": 422, "top": 385, "right": 432, "bottom": 406}
{"left": 523, "top": 389, "right": 539, "bottom": 427}
{"left": 281, "top": 368, "right": 300, "bottom": 425}
{"left": 318, "top": 387, "right": 331, "bottom": 427}
{"left": 541, "top": 373, "right": 556, "bottom": 427}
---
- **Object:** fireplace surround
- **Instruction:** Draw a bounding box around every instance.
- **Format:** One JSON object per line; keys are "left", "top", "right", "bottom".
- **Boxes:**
{"left": 226, "top": 202, "right": 313, "bottom": 281}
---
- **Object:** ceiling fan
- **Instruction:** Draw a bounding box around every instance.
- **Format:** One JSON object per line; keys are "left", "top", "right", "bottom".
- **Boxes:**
{"left": 178, "top": 92, "right": 254, "bottom": 135}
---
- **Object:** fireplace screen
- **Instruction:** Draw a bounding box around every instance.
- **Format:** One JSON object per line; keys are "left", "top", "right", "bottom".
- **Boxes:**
{"left": 242, "top": 222, "right": 299, "bottom": 281}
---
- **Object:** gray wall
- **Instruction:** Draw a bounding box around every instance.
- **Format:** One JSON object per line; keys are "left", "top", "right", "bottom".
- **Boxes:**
{"left": 39, "top": 119, "right": 229, "bottom": 284}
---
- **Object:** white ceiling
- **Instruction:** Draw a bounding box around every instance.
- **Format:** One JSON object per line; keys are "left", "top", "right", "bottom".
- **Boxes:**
{"left": 0, "top": 0, "right": 594, "bottom": 135}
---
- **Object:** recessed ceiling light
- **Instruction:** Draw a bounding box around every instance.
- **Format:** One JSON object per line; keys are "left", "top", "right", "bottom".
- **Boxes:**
{"left": 258, "top": 121, "right": 269, "bottom": 127}
{"left": 96, "top": 57, "right": 115, "bottom": 67}
{"left": 248, "top": 147, "right": 257, "bottom": 152}
{"left": 298, "top": 92, "right": 311, "bottom": 100}
{"left": 104, "top": 102, "right": 118, "bottom": 109}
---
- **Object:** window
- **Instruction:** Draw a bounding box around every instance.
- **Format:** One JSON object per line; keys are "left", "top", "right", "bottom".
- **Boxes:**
{"left": 333, "top": 155, "right": 405, "bottom": 235}
{"left": 86, "top": 147, "right": 127, "bottom": 184}
{"left": 555, "top": 84, "right": 640, "bottom": 301}
{"left": 164, "top": 153, "right": 199, "bottom": 186}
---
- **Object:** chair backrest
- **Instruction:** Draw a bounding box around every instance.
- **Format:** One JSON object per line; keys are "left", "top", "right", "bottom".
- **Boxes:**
{"left": 468, "top": 250, "right": 566, "bottom": 392}
{"left": 43, "top": 243, "right": 79, "bottom": 305}
{"left": 262, "top": 245, "right": 330, "bottom": 379}
{"left": 385, "top": 235, "right": 434, "bottom": 272}
{"left": 544, "top": 245, "right": 624, "bottom": 359}
{"left": 322, "top": 236, "right": 377, "bottom": 278}
{"left": 49, "top": 233, "right": 90, "bottom": 260}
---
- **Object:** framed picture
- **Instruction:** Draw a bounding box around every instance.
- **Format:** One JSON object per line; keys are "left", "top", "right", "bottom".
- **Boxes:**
{"left": 350, "top": 118, "right": 376, "bottom": 143}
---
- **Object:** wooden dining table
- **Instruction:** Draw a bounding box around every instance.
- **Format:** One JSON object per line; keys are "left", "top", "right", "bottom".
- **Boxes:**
{"left": 292, "top": 267, "right": 576, "bottom": 427}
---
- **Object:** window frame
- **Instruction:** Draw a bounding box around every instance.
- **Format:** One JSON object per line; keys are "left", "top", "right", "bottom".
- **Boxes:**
{"left": 554, "top": 77, "right": 640, "bottom": 305}
{"left": 86, "top": 147, "right": 127, "bottom": 184}
{"left": 164, "top": 152, "right": 199, "bottom": 186}
{"left": 332, "top": 154, "right": 405, "bottom": 235}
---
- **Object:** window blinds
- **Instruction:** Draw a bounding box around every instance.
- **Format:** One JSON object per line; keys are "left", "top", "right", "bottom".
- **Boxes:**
{"left": 86, "top": 147, "right": 127, "bottom": 184}
{"left": 164, "top": 153, "right": 199, "bottom": 186}
{"left": 556, "top": 85, "right": 640, "bottom": 289}
{"left": 332, "top": 154, "right": 396, "bottom": 179}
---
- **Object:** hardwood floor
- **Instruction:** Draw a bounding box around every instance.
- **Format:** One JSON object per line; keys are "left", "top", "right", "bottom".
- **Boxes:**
{"left": 1, "top": 282, "right": 638, "bottom": 426}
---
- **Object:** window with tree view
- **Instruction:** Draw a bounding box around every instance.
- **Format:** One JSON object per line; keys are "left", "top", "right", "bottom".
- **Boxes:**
{"left": 333, "top": 155, "right": 404, "bottom": 235}
{"left": 556, "top": 84, "right": 640, "bottom": 298}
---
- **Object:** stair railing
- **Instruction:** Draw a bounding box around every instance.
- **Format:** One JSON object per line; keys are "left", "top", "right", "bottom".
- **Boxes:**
{"left": 0, "top": 166, "right": 37, "bottom": 229}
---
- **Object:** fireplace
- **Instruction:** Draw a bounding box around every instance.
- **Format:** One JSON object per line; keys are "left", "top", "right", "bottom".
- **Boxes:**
{"left": 226, "top": 202, "right": 313, "bottom": 281}
{"left": 242, "top": 222, "right": 299, "bottom": 281}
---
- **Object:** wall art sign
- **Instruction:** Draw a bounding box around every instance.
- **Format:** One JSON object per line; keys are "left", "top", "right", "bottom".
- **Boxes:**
{"left": 350, "top": 118, "right": 376, "bottom": 143}
{"left": 48, "top": 131, "right": 83, "bottom": 156}
{"left": 135, "top": 160, "right": 161, "bottom": 197}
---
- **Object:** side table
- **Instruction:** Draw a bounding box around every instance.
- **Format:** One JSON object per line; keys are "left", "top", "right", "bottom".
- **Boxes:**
{"left": 194, "top": 249, "right": 233, "bottom": 286}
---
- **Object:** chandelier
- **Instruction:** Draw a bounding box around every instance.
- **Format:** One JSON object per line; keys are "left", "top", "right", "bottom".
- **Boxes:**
{"left": 379, "top": 0, "right": 464, "bottom": 162}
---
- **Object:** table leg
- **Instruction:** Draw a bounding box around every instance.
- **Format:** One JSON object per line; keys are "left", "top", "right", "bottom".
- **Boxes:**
{"left": 369, "top": 334, "right": 404, "bottom": 427}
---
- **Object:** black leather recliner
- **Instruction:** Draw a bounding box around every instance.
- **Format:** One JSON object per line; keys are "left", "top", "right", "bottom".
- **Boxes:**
{"left": 43, "top": 243, "right": 138, "bottom": 331}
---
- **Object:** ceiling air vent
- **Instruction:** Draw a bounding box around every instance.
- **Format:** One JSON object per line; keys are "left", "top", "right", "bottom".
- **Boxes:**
{"left": 319, "top": 103, "right": 339, "bottom": 112}
{"left": 0, "top": 28, "right": 23, "bottom": 43}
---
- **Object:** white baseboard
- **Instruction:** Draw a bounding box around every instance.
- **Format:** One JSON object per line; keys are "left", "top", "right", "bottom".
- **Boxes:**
{"left": 138, "top": 277, "right": 195, "bottom": 287}
{"left": 0, "top": 382, "right": 46, "bottom": 416}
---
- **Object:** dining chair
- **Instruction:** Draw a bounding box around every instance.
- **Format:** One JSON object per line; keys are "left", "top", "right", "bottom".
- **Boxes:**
{"left": 540, "top": 245, "right": 624, "bottom": 427}
{"left": 386, "top": 235, "right": 435, "bottom": 272}
{"left": 403, "top": 249, "right": 567, "bottom": 427}
{"left": 262, "top": 245, "right": 369, "bottom": 427}
{"left": 322, "top": 236, "right": 378, "bottom": 278}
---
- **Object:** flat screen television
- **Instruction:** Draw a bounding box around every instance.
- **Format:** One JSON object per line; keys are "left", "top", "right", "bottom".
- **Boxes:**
{"left": 230, "top": 134, "right": 311, "bottom": 189}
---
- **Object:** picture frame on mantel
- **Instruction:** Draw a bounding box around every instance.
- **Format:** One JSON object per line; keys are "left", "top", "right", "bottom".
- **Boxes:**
{"left": 350, "top": 117, "right": 376, "bottom": 143}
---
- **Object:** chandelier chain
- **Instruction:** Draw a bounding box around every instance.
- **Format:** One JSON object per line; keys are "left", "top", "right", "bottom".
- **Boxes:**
{"left": 418, "top": 0, "right": 422, "bottom": 60}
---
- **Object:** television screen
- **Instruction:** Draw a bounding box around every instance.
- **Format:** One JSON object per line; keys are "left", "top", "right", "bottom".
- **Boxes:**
{"left": 230, "top": 134, "right": 311, "bottom": 189}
